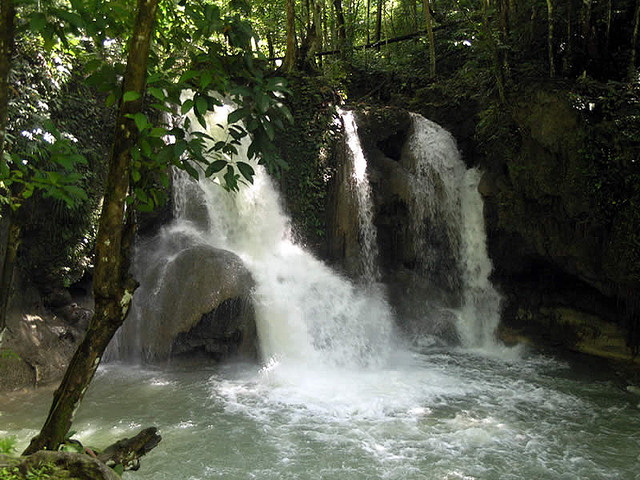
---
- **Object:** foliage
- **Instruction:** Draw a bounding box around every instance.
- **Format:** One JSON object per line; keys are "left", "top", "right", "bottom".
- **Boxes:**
{"left": 571, "top": 79, "right": 640, "bottom": 286}
{"left": 0, "top": 463, "right": 56, "bottom": 480}
{"left": 276, "top": 74, "right": 339, "bottom": 248}
{"left": 0, "top": 436, "right": 17, "bottom": 454}
{"left": 2, "top": 35, "right": 106, "bottom": 287}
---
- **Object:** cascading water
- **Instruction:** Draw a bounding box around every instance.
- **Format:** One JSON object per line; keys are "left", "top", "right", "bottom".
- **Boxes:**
{"left": 340, "top": 109, "right": 381, "bottom": 284}
{"left": 111, "top": 101, "right": 397, "bottom": 369}
{"left": 400, "top": 113, "right": 503, "bottom": 350}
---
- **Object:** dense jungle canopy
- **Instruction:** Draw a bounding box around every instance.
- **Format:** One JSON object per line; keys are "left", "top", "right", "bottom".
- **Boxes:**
{"left": 1, "top": 0, "right": 639, "bottom": 468}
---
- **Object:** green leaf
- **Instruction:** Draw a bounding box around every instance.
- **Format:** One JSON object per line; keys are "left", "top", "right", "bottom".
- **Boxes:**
{"left": 29, "top": 12, "right": 47, "bottom": 33}
{"left": 128, "top": 113, "right": 149, "bottom": 132}
{"left": 182, "top": 161, "right": 200, "bottom": 180}
{"left": 123, "top": 91, "right": 141, "bottom": 103}
{"left": 195, "top": 111, "right": 207, "bottom": 129}
{"left": 223, "top": 165, "right": 238, "bottom": 191}
{"left": 195, "top": 96, "right": 208, "bottom": 117}
{"left": 181, "top": 99, "right": 194, "bottom": 115}
{"left": 237, "top": 161, "right": 255, "bottom": 183}
{"left": 262, "top": 120, "right": 275, "bottom": 141}
{"left": 230, "top": 85, "right": 252, "bottom": 98}
{"left": 205, "top": 159, "right": 227, "bottom": 176}
{"left": 64, "top": 185, "right": 88, "bottom": 202}
{"left": 151, "top": 103, "right": 173, "bottom": 113}
{"left": 228, "top": 108, "right": 248, "bottom": 124}
{"left": 256, "top": 92, "right": 271, "bottom": 114}
{"left": 200, "top": 70, "right": 213, "bottom": 89}
{"left": 148, "top": 87, "right": 166, "bottom": 101}
{"left": 105, "top": 92, "right": 119, "bottom": 107}
{"left": 150, "top": 127, "right": 167, "bottom": 138}
{"left": 131, "top": 169, "right": 141, "bottom": 183}
{"left": 179, "top": 70, "right": 199, "bottom": 84}
{"left": 134, "top": 187, "right": 149, "bottom": 203}
{"left": 280, "top": 105, "right": 294, "bottom": 124}
{"left": 140, "top": 138, "right": 152, "bottom": 157}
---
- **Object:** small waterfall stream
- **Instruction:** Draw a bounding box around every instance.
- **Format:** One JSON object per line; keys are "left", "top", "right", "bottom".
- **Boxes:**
{"left": 400, "top": 113, "right": 503, "bottom": 350}
{"left": 341, "top": 109, "right": 381, "bottom": 284}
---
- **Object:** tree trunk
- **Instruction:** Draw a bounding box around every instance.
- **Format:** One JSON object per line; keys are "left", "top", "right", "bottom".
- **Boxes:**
{"left": 97, "top": 427, "right": 162, "bottom": 471}
{"left": 605, "top": 0, "right": 612, "bottom": 51}
{"left": 0, "top": 0, "right": 15, "bottom": 342}
{"left": 23, "top": 0, "right": 159, "bottom": 455}
{"left": 314, "top": 0, "right": 324, "bottom": 68}
{"left": 422, "top": 0, "right": 435, "bottom": 77}
{"left": 0, "top": 0, "right": 13, "bottom": 158}
{"left": 581, "top": 0, "right": 592, "bottom": 43}
{"left": 482, "top": 0, "right": 506, "bottom": 103}
{"left": 563, "top": 0, "right": 573, "bottom": 75}
{"left": 282, "top": 0, "right": 297, "bottom": 72}
{"left": 375, "top": 0, "right": 383, "bottom": 49}
{"left": 630, "top": 0, "right": 640, "bottom": 81}
{"left": 334, "top": 0, "right": 347, "bottom": 54}
{"left": 366, "top": 0, "right": 371, "bottom": 44}
{"left": 0, "top": 211, "right": 19, "bottom": 338}
{"left": 546, "top": 0, "right": 555, "bottom": 77}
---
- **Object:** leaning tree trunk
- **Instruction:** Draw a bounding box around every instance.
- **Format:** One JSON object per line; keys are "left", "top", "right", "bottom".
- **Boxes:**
{"left": 0, "top": 0, "right": 15, "bottom": 341}
{"left": 23, "top": 0, "right": 159, "bottom": 455}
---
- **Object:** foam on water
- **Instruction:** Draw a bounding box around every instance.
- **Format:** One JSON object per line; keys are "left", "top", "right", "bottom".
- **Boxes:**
{"left": 3, "top": 350, "right": 639, "bottom": 480}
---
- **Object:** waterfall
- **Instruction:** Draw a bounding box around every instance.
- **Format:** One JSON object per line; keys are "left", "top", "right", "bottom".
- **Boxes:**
{"left": 110, "top": 102, "right": 397, "bottom": 368}
{"left": 340, "top": 109, "right": 381, "bottom": 284}
{"left": 400, "top": 113, "right": 502, "bottom": 350}
{"left": 110, "top": 103, "right": 506, "bottom": 364}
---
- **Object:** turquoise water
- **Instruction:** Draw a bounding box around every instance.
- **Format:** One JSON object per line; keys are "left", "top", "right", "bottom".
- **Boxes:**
{"left": 2, "top": 348, "right": 638, "bottom": 480}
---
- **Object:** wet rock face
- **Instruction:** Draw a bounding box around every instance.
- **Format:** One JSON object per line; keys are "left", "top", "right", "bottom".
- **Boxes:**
{"left": 172, "top": 297, "right": 256, "bottom": 360}
{"left": 326, "top": 107, "right": 416, "bottom": 276}
{"left": 0, "top": 278, "right": 91, "bottom": 391}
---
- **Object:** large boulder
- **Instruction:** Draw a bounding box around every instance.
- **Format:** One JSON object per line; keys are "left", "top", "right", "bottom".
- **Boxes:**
{"left": 126, "top": 244, "right": 257, "bottom": 360}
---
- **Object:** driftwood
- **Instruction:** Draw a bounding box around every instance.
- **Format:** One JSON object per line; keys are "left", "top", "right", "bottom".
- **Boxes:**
{"left": 97, "top": 426, "right": 162, "bottom": 471}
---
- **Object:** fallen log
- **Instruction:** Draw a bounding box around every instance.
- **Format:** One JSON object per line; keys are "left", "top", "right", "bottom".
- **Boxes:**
{"left": 97, "top": 426, "right": 162, "bottom": 472}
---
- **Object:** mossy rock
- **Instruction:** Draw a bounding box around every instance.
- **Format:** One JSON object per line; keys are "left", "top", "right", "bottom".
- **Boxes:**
{"left": 0, "top": 451, "right": 119, "bottom": 480}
